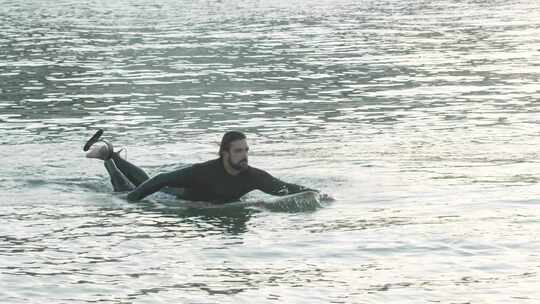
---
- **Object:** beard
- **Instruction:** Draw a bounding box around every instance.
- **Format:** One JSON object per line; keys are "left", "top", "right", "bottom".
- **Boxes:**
{"left": 229, "top": 156, "right": 248, "bottom": 171}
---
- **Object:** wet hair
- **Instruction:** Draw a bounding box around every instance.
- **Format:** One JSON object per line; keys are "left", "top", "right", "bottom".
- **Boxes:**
{"left": 219, "top": 131, "right": 246, "bottom": 158}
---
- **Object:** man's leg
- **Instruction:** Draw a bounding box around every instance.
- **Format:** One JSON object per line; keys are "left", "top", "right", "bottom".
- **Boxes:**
{"left": 85, "top": 129, "right": 152, "bottom": 193}
{"left": 106, "top": 155, "right": 187, "bottom": 197}
{"left": 86, "top": 140, "right": 146, "bottom": 192}
{"left": 85, "top": 133, "right": 186, "bottom": 196}
{"left": 104, "top": 159, "right": 136, "bottom": 192}
{"left": 110, "top": 152, "right": 192, "bottom": 197}
{"left": 111, "top": 152, "right": 150, "bottom": 187}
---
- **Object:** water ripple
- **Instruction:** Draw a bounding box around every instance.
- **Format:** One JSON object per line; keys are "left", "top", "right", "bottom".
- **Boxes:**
{"left": 2, "top": 0, "right": 540, "bottom": 303}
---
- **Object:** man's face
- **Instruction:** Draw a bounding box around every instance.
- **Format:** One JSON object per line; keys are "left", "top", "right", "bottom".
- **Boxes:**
{"left": 225, "top": 139, "right": 249, "bottom": 171}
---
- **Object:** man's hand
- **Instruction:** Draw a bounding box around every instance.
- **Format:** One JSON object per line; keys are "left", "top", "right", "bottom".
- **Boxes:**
{"left": 319, "top": 193, "right": 335, "bottom": 202}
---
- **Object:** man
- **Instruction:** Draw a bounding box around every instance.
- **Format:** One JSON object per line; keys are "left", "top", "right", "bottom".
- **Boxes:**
{"left": 84, "top": 130, "right": 323, "bottom": 204}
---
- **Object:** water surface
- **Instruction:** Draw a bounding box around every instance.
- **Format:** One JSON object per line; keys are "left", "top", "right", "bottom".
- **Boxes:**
{"left": 1, "top": 0, "right": 540, "bottom": 303}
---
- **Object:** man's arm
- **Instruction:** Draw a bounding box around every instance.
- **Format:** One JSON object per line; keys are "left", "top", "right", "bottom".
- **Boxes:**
{"left": 254, "top": 169, "right": 316, "bottom": 196}
{"left": 127, "top": 166, "right": 195, "bottom": 201}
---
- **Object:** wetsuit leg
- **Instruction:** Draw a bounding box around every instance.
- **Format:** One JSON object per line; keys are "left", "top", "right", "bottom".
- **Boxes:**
{"left": 104, "top": 159, "right": 135, "bottom": 192}
{"left": 111, "top": 152, "right": 150, "bottom": 187}
{"left": 110, "top": 153, "right": 188, "bottom": 198}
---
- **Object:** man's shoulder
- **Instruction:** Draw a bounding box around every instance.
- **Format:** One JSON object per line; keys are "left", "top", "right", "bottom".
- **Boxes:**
{"left": 192, "top": 158, "right": 221, "bottom": 171}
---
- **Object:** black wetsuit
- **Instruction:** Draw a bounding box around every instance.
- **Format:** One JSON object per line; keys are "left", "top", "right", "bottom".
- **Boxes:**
{"left": 106, "top": 155, "right": 313, "bottom": 203}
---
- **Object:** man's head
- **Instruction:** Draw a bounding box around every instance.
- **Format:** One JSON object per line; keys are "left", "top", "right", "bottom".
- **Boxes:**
{"left": 219, "top": 131, "right": 249, "bottom": 171}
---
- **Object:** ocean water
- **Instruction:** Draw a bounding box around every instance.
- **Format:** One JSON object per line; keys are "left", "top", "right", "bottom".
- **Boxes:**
{"left": 1, "top": 0, "right": 540, "bottom": 303}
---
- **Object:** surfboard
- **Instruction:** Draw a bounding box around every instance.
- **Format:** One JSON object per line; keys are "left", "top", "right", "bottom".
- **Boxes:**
{"left": 178, "top": 191, "right": 324, "bottom": 212}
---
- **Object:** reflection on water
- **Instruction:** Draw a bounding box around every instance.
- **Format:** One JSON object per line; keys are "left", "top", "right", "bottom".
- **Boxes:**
{"left": 2, "top": 0, "right": 538, "bottom": 147}
{"left": 1, "top": 0, "right": 540, "bottom": 303}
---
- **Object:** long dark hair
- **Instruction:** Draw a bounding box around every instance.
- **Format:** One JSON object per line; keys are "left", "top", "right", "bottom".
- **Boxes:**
{"left": 219, "top": 131, "right": 246, "bottom": 158}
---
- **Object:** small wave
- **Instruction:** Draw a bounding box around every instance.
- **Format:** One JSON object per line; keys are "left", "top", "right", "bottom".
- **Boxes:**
{"left": 21, "top": 177, "right": 111, "bottom": 193}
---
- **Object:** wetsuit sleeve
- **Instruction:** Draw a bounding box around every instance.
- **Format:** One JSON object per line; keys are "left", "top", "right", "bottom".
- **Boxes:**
{"left": 254, "top": 169, "right": 316, "bottom": 196}
{"left": 127, "top": 166, "right": 195, "bottom": 201}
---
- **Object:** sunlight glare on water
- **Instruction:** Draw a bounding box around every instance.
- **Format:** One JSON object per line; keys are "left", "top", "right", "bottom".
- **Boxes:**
{"left": 1, "top": 0, "right": 540, "bottom": 303}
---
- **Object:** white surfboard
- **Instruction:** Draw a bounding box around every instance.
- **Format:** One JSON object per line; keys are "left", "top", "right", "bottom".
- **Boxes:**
{"left": 178, "top": 191, "right": 323, "bottom": 212}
